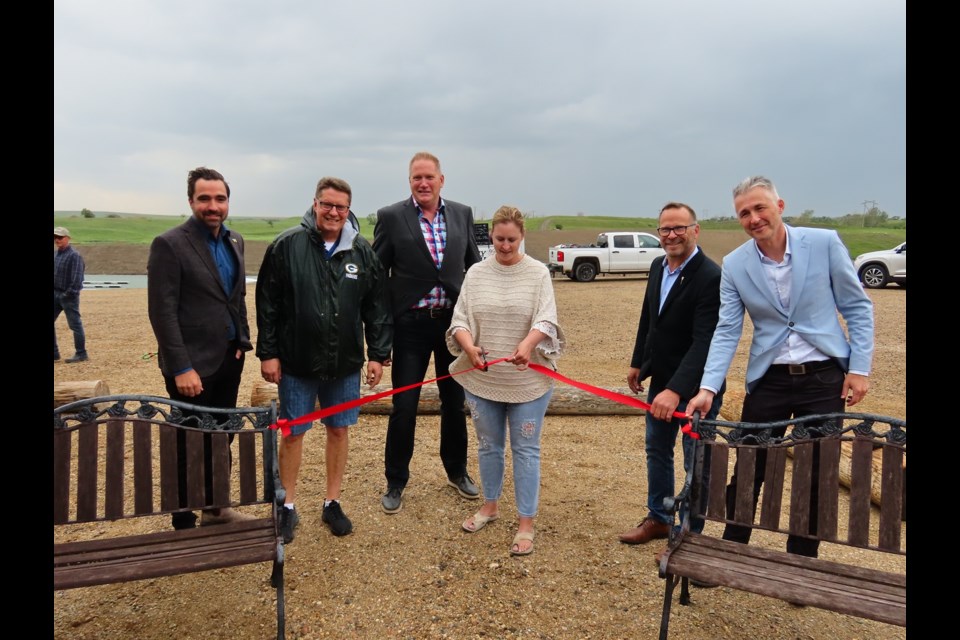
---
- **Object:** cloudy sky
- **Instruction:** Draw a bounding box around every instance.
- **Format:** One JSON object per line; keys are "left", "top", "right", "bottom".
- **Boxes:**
{"left": 54, "top": 0, "right": 905, "bottom": 221}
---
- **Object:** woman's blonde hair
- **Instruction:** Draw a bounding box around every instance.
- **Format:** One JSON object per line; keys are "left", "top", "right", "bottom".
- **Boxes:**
{"left": 491, "top": 205, "right": 524, "bottom": 234}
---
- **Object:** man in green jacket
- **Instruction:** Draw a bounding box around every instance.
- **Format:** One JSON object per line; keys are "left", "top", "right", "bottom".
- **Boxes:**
{"left": 256, "top": 176, "right": 392, "bottom": 543}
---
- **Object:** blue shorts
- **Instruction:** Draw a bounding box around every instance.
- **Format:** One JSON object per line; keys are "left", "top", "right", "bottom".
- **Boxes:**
{"left": 278, "top": 370, "right": 361, "bottom": 436}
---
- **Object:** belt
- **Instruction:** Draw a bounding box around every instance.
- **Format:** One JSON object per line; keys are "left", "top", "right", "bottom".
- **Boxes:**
{"left": 768, "top": 360, "right": 838, "bottom": 376}
{"left": 406, "top": 307, "right": 452, "bottom": 319}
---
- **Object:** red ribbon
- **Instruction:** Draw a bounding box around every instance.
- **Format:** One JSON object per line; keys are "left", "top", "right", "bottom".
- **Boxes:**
{"left": 271, "top": 357, "right": 511, "bottom": 437}
{"left": 526, "top": 364, "right": 698, "bottom": 439}
{"left": 270, "top": 358, "right": 698, "bottom": 439}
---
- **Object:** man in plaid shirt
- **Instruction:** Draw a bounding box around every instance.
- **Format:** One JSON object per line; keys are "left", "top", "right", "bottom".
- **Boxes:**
{"left": 373, "top": 152, "right": 483, "bottom": 514}
{"left": 54, "top": 226, "right": 88, "bottom": 363}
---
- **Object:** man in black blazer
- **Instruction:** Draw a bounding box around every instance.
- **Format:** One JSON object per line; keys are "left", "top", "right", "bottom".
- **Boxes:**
{"left": 147, "top": 166, "right": 255, "bottom": 530}
{"left": 619, "top": 203, "right": 724, "bottom": 556}
{"left": 373, "top": 152, "right": 482, "bottom": 514}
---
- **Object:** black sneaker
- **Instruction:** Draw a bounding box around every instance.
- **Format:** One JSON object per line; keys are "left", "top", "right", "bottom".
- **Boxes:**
{"left": 322, "top": 501, "right": 353, "bottom": 536}
{"left": 279, "top": 507, "right": 300, "bottom": 544}
{"left": 381, "top": 487, "right": 403, "bottom": 514}
{"left": 65, "top": 353, "right": 89, "bottom": 363}
{"left": 447, "top": 473, "right": 480, "bottom": 499}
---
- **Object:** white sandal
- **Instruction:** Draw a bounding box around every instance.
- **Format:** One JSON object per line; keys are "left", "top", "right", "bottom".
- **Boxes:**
{"left": 462, "top": 511, "right": 499, "bottom": 533}
{"left": 510, "top": 531, "right": 535, "bottom": 556}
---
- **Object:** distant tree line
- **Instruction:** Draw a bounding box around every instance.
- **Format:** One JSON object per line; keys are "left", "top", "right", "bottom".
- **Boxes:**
{"left": 708, "top": 206, "right": 905, "bottom": 230}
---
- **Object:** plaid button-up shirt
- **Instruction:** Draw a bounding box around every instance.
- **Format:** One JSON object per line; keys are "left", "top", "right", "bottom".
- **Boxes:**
{"left": 413, "top": 198, "right": 450, "bottom": 309}
{"left": 54, "top": 245, "right": 85, "bottom": 296}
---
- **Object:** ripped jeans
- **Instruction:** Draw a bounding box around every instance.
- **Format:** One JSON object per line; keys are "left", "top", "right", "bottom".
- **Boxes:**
{"left": 464, "top": 388, "right": 553, "bottom": 518}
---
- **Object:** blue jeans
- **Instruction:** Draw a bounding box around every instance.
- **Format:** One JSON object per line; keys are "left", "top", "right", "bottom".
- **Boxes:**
{"left": 644, "top": 383, "right": 723, "bottom": 533}
{"left": 53, "top": 290, "right": 86, "bottom": 358}
{"left": 279, "top": 370, "right": 361, "bottom": 435}
{"left": 464, "top": 388, "right": 553, "bottom": 518}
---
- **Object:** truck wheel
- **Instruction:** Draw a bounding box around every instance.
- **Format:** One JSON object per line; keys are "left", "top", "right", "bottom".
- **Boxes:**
{"left": 574, "top": 262, "right": 597, "bottom": 282}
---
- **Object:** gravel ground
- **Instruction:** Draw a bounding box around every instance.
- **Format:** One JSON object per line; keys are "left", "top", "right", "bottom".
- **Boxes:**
{"left": 54, "top": 235, "right": 906, "bottom": 639}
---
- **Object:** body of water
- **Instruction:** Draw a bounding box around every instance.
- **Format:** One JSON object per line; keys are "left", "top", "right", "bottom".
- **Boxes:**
{"left": 84, "top": 275, "right": 257, "bottom": 290}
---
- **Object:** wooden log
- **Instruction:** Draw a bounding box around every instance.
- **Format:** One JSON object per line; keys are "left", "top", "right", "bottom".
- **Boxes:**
{"left": 718, "top": 387, "right": 746, "bottom": 421}
{"left": 54, "top": 380, "right": 110, "bottom": 409}
{"left": 250, "top": 380, "right": 647, "bottom": 416}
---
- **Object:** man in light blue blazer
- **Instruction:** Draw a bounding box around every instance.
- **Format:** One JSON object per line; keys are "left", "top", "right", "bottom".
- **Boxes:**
{"left": 688, "top": 176, "right": 874, "bottom": 559}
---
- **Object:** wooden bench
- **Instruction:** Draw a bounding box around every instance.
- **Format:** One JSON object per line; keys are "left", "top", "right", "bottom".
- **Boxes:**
{"left": 657, "top": 412, "right": 906, "bottom": 639}
{"left": 54, "top": 395, "right": 287, "bottom": 640}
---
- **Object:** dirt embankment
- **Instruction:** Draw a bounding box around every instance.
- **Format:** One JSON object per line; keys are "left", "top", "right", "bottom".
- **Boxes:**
{"left": 75, "top": 228, "right": 750, "bottom": 276}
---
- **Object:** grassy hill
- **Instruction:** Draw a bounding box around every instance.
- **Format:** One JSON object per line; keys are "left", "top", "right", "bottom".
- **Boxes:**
{"left": 54, "top": 212, "right": 308, "bottom": 243}
{"left": 56, "top": 212, "right": 905, "bottom": 274}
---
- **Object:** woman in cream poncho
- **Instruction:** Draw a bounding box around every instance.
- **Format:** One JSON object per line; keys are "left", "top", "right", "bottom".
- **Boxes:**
{"left": 446, "top": 206, "right": 565, "bottom": 556}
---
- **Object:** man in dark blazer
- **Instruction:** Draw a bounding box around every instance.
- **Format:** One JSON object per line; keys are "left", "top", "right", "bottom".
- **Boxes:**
{"left": 373, "top": 152, "right": 482, "bottom": 514}
{"left": 619, "top": 202, "right": 724, "bottom": 556}
{"left": 147, "top": 166, "right": 255, "bottom": 530}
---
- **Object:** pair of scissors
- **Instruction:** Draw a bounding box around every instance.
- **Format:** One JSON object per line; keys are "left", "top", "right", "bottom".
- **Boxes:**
{"left": 477, "top": 345, "right": 489, "bottom": 372}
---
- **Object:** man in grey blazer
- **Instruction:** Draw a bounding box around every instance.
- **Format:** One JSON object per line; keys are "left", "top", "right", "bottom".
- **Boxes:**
{"left": 373, "top": 152, "right": 482, "bottom": 514}
{"left": 688, "top": 175, "right": 874, "bottom": 559}
{"left": 148, "top": 166, "right": 255, "bottom": 530}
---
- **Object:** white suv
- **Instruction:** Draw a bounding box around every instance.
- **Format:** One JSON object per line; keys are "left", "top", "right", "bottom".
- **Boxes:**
{"left": 853, "top": 242, "right": 906, "bottom": 289}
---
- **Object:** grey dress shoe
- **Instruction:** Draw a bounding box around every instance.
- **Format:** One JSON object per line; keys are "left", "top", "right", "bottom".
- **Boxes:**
{"left": 447, "top": 473, "right": 480, "bottom": 499}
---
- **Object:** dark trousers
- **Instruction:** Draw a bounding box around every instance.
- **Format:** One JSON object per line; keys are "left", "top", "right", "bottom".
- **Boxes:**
{"left": 722, "top": 362, "right": 845, "bottom": 557}
{"left": 384, "top": 310, "right": 468, "bottom": 488}
{"left": 164, "top": 345, "right": 244, "bottom": 529}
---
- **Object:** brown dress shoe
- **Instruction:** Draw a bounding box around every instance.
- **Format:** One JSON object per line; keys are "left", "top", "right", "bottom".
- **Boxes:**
{"left": 619, "top": 517, "right": 670, "bottom": 545}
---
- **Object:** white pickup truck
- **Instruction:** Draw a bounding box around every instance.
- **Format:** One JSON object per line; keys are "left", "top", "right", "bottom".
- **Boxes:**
{"left": 547, "top": 231, "right": 665, "bottom": 282}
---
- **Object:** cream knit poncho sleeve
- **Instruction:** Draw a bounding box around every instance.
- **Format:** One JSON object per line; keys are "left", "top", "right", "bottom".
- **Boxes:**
{"left": 446, "top": 255, "right": 565, "bottom": 403}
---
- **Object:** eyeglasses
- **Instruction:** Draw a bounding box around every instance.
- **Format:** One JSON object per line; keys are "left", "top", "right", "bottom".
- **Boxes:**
{"left": 316, "top": 200, "right": 350, "bottom": 214}
{"left": 656, "top": 224, "right": 697, "bottom": 238}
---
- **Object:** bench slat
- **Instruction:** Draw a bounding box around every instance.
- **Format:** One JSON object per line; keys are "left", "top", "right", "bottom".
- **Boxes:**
{"left": 758, "top": 447, "right": 786, "bottom": 530}
{"left": 133, "top": 420, "right": 153, "bottom": 515}
{"left": 105, "top": 419, "right": 125, "bottom": 520}
{"left": 211, "top": 432, "right": 231, "bottom": 505}
{"left": 817, "top": 438, "right": 841, "bottom": 541}
{"left": 186, "top": 430, "right": 205, "bottom": 508}
{"left": 705, "top": 443, "right": 728, "bottom": 520}
{"left": 56, "top": 518, "right": 273, "bottom": 560}
{"left": 848, "top": 437, "right": 874, "bottom": 546}
{"left": 788, "top": 441, "right": 814, "bottom": 538}
{"left": 159, "top": 425, "right": 179, "bottom": 511}
{"left": 54, "top": 429, "right": 72, "bottom": 524}
{"left": 238, "top": 431, "right": 258, "bottom": 503}
{"left": 672, "top": 534, "right": 906, "bottom": 589}
{"left": 665, "top": 533, "right": 905, "bottom": 626}
{"left": 76, "top": 422, "right": 99, "bottom": 521}
{"left": 54, "top": 523, "right": 276, "bottom": 590}
{"left": 733, "top": 448, "right": 757, "bottom": 524}
{"left": 878, "top": 444, "right": 904, "bottom": 551}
